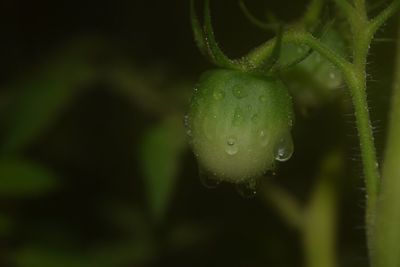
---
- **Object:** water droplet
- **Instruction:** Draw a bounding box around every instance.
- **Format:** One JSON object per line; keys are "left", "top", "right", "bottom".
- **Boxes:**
{"left": 183, "top": 114, "right": 189, "bottom": 127}
{"left": 259, "top": 130, "right": 269, "bottom": 146}
{"left": 232, "top": 85, "right": 248, "bottom": 99}
{"left": 324, "top": 68, "right": 342, "bottom": 88}
{"left": 251, "top": 114, "right": 259, "bottom": 123}
{"left": 183, "top": 114, "right": 192, "bottom": 137}
{"left": 247, "top": 105, "right": 252, "bottom": 111}
{"left": 259, "top": 95, "right": 267, "bottom": 102}
{"left": 199, "top": 168, "right": 221, "bottom": 189}
{"left": 236, "top": 179, "right": 257, "bottom": 198}
{"left": 274, "top": 133, "right": 294, "bottom": 162}
{"left": 213, "top": 89, "right": 225, "bottom": 100}
{"left": 225, "top": 137, "right": 238, "bottom": 155}
{"left": 232, "top": 107, "right": 243, "bottom": 126}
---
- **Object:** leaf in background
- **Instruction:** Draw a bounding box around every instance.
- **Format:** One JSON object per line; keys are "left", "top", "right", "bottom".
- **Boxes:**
{"left": 0, "top": 213, "right": 13, "bottom": 236}
{"left": 167, "top": 222, "right": 212, "bottom": 251}
{"left": 0, "top": 158, "right": 58, "bottom": 197}
{"left": 13, "top": 245, "right": 89, "bottom": 267}
{"left": 88, "top": 240, "right": 156, "bottom": 267}
{"left": 140, "top": 115, "right": 187, "bottom": 223}
{"left": 0, "top": 39, "right": 96, "bottom": 154}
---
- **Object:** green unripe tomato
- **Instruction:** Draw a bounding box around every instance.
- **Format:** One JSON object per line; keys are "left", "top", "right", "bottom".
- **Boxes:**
{"left": 187, "top": 69, "right": 294, "bottom": 184}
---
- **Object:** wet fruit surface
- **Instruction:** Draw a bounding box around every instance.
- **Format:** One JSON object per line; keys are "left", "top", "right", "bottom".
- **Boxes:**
{"left": 187, "top": 69, "right": 294, "bottom": 183}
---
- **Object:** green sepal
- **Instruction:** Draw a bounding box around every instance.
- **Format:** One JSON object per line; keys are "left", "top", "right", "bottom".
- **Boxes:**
{"left": 238, "top": 0, "right": 278, "bottom": 31}
{"left": 190, "top": 0, "right": 210, "bottom": 59}
{"left": 203, "top": 0, "right": 241, "bottom": 69}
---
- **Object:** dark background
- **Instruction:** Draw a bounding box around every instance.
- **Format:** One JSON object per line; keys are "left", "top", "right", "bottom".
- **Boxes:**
{"left": 0, "top": 0, "right": 397, "bottom": 266}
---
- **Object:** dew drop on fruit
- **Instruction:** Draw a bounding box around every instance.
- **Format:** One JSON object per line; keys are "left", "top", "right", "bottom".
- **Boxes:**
{"left": 251, "top": 114, "right": 259, "bottom": 123}
{"left": 326, "top": 69, "right": 342, "bottom": 88}
{"left": 259, "top": 130, "right": 269, "bottom": 146}
{"left": 232, "top": 85, "right": 248, "bottom": 99}
{"left": 199, "top": 167, "right": 220, "bottom": 189}
{"left": 236, "top": 179, "right": 257, "bottom": 198}
{"left": 232, "top": 107, "right": 243, "bottom": 126}
{"left": 225, "top": 137, "right": 238, "bottom": 155}
{"left": 183, "top": 114, "right": 192, "bottom": 137}
{"left": 213, "top": 89, "right": 225, "bottom": 100}
{"left": 274, "top": 133, "right": 294, "bottom": 162}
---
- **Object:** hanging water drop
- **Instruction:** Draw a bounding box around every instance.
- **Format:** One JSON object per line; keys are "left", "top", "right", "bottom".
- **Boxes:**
{"left": 274, "top": 133, "right": 294, "bottom": 162}
{"left": 199, "top": 167, "right": 221, "bottom": 189}
{"left": 236, "top": 179, "right": 257, "bottom": 198}
{"left": 225, "top": 137, "right": 238, "bottom": 155}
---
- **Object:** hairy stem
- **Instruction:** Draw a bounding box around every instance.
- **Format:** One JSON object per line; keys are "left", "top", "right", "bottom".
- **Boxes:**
{"left": 343, "top": 69, "right": 379, "bottom": 249}
{"left": 246, "top": 30, "right": 352, "bottom": 74}
{"left": 373, "top": 17, "right": 400, "bottom": 267}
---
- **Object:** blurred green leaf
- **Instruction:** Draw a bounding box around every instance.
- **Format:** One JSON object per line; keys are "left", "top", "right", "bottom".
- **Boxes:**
{"left": 14, "top": 245, "right": 89, "bottom": 267}
{"left": 167, "top": 222, "right": 211, "bottom": 251}
{"left": 0, "top": 158, "right": 58, "bottom": 197}
{"left": 0, "top": 213, "right": 13, "bottom": 236}
{"left": 140, "top": 115, "right": 187, "bottom": 222}
{"left": 88, "top": 240, "right": 156, "bottom": 267}
{"left": 1, "top": 41, "right": 95, "bottom": 154}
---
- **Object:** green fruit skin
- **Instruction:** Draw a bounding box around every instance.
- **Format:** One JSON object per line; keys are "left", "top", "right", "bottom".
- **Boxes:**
{"left": 188, "top": 69, "right": 294, "bottom": 183}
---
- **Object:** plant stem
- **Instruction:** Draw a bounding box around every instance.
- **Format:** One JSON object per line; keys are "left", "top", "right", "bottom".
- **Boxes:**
{"left": 343, "top": 69, "right": 380, "bottom": 249}
{"left": 246, "top": 30, "right": 352, "bottom": 74}
{"left": 245, "top": 2, "right": 400, "bottom": 263}
{"left": 373, "top": 17, "right": 400, "bottom": 267}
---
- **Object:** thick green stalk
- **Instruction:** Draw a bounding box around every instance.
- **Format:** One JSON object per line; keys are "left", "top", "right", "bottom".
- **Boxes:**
{"left": 244, "top": 2, "right": 400, "bottom": 265}
{"left": 373, "top": 18, "right": 400, "bottom": 267}
{"left": 344, "top": 2, "right": 381, "bottom": 258}
{"left": 343, "top": 69, "right": 380, "bottom": 248}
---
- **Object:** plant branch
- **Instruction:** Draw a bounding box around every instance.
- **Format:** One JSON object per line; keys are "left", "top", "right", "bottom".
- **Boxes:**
{"left": 354, "top": 0, "right": 368, "bottom": 19}
{"left": 334, "top": 0, "right": 356, "bottom": 21}
{"left": 246, "top": 30, "right": 352, "bottom": 74}
{"left": 302, "top": 0, "right": 326, "bottom": 27}
{"left": 368, "top": 0, "right": 400, "bottom": 39}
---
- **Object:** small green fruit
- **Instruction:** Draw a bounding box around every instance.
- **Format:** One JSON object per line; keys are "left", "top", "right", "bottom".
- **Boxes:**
{"left": 279, "top": 28, "right": 347, "bottom": 108}
{"left": 187, "top": 69, "right": 294, "bottom": 184}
